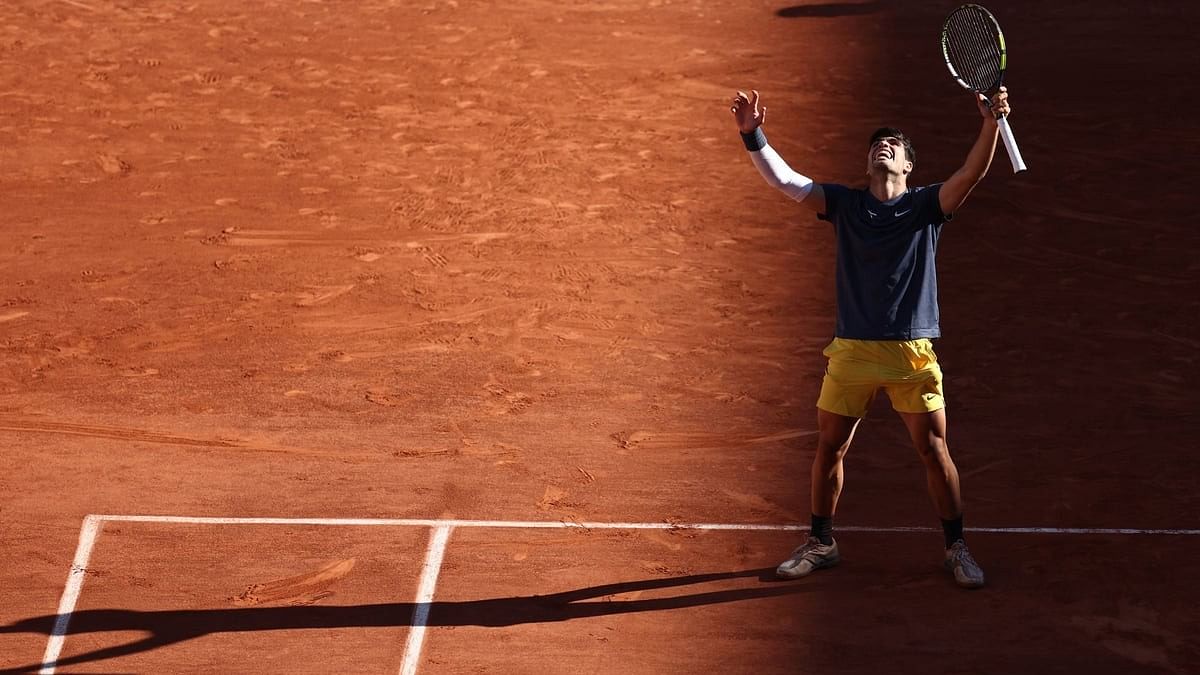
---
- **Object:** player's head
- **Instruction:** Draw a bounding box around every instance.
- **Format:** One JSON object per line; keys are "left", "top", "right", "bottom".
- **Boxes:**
{"left": 867, "top": 127, "right": 915, "bottom": 177}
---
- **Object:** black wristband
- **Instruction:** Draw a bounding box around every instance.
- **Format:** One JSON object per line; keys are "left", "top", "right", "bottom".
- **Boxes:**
{"left": 740, "top": 127, "right": 767, "bottom": 152}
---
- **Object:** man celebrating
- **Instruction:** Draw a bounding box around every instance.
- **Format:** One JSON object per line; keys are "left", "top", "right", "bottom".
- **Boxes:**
{"left": 731, "top": 86, "right": 1012, "bottom": 588}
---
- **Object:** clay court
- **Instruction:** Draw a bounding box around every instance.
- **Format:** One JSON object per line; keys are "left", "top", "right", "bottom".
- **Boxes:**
{"left": 2, "top": 0, "right": 1198, "bottom": 673}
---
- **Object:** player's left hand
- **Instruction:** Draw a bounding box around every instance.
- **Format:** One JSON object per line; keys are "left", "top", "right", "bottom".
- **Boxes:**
{"left": 975, "top": 86, "right": 1011, "bottom": 121}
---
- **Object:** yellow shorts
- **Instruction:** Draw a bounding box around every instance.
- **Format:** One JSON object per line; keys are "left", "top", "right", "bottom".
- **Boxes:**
{"left": 816, "top": 338, "right": 945, "bottom": 418}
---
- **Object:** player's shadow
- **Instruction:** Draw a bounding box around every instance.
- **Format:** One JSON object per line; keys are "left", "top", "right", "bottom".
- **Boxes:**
{"left": 0, "top": 567, "right": 809, "bottom": 673}
{"left": 776, "top": 2, "right": 882, "bottom": 18}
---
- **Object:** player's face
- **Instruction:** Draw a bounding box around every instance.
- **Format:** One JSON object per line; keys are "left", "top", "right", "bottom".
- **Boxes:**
{"left": 867, "top": 136, "right": 911, "bottom": 176}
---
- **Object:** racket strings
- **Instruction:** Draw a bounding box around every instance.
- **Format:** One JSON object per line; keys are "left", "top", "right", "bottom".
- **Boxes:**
{"left": 944, "top": 8, "right": 1003, "bottom": 92}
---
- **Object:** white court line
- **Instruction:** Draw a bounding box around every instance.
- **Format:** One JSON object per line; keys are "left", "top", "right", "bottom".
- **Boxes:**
{"left": 38, "top": 515, "right": 1200, "bottom": 675}
{"left": 40, "top": 515, "right": 103, "bottom": 675}
{"left": 93, "top": 514, "right": 1200, "bottom": 535}
{"left": 399, "top": 525, "right": 452, "bottom": 675}
{"left": 839, "top": 525, "right": 1200, "bottom": 535}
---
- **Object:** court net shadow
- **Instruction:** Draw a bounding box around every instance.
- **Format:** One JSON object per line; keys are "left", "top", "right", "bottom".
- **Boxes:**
{"left": 0, "top": 567, "right": 809, "bottom": 673}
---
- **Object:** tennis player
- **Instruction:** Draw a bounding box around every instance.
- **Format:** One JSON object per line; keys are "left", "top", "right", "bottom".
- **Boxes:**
{"left": 731, "top": 87, "right": 1011, "bottom": 588}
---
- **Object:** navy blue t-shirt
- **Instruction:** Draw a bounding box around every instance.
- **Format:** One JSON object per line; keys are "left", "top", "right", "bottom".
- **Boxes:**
{"left": 818, "top": 183, "right": 949, "bottom": 340}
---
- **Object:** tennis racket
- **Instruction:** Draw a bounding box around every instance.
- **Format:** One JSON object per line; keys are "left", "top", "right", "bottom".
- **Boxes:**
{"left": 940, "top": 4, "right": 1027, "bottom": 173}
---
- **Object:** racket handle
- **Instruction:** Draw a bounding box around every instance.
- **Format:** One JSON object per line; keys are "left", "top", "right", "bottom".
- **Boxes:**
{"left": 997, "top": 116, "right": 1027, "bottom": 173}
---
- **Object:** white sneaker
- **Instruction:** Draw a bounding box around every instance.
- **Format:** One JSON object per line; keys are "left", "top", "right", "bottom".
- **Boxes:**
{"left": 776, "top": 536, "right": 840, "bottom": 579}
{"left": 944, "top": 540, "right": 985, "bottom": 588}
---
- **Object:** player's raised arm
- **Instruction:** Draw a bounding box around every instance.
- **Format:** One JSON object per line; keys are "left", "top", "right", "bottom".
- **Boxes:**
{"left": 731, "top": 90, "right": 825, "bottom": 213}
{"left": 938, "top": 87, "right": 1010, "bottom": 217}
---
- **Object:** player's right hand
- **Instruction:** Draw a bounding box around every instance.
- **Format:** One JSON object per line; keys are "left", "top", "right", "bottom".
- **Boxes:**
{"left": 731, "top": 90, "right": 766, "bottom": 133}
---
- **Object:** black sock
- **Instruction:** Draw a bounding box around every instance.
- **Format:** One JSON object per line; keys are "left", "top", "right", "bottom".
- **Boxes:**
{"left": 942, "top": 515, "right": 964, "bottom": 549}
{"left": 811, "top": 514, "right": 834, "bottom": 545}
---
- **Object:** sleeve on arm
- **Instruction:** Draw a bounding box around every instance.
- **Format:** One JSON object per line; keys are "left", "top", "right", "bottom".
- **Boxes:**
{"left": 915, "top": 183, "right": 952, "bottom": 223}
{"left": 741, "top": 131, "right": 815, "bottom": 203}
{"left": 816, "top": 183, "right": 845, "bottom": 221}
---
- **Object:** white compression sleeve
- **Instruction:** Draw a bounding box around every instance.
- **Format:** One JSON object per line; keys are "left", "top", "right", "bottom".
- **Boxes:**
{"left": 750, "top": 143, "right": 814, "bottom": 203}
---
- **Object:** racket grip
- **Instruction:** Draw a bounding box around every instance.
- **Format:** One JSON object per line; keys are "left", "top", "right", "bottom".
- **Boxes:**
{"left": 997, "top": 116, "right": 1027, "bottom": 173}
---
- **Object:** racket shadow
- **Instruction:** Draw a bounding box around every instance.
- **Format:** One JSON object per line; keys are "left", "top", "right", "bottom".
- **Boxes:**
{"left": 777, "top": 2, "right": 883, "bottom": 18}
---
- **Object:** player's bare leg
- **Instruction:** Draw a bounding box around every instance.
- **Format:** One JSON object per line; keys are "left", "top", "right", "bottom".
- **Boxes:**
{"left": 812, "top": 408, "right": 862, "bottom": 518}
{"left": 898, "top": 409, "right": 961, "bottom": 519}
{"left": 898, "top": 408, "right": 985, "bottom": 588}
{"left": 777, "top": 408, "right": 860, "bottom": 579}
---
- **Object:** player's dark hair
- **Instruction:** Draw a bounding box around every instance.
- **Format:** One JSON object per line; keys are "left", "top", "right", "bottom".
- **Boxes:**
{"left": 869, "top": 127, "right": 916, "bottom": 166}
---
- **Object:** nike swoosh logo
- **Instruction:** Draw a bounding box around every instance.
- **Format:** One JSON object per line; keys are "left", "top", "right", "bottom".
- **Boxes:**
{"left": 894, "top": 209, "right": 911, "bottom": 217}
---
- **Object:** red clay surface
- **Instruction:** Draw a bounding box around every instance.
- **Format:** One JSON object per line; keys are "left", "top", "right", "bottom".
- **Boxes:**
{"left": 2, "top": 0, "right": 1199, "bottom": 673}
{"left": 39, "top": 523, "right": 428, "bottom": 673}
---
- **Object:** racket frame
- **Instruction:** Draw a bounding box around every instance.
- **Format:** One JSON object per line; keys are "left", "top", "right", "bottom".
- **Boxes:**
{"left": 940, "top": 4, "right": 1027, "bottom": 173}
